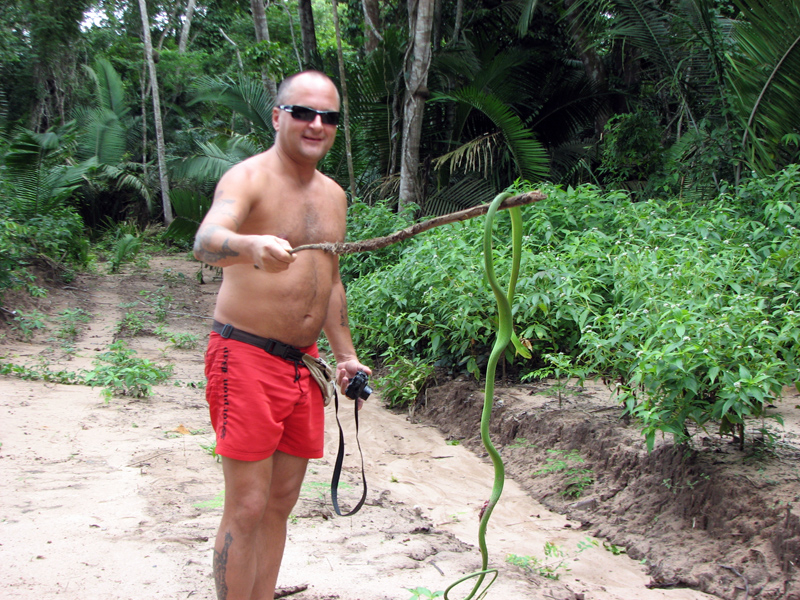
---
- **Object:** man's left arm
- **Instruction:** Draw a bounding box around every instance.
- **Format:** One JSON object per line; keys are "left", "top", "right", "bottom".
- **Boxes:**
{"left": 323, "top": 263, "right": 371, "bottom": 401}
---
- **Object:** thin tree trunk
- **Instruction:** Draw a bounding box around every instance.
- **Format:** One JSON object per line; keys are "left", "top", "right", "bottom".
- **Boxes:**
{"left": 399, "top": 0, "right": 434, "bottom": 207}
{"left": 138, "top": 0, "right": 173, "bottom": 224}
{"left": 250, "top": 0, "right": 278, "bottom": 98}
{"left": 452, "top": 0, "right": 463, "bottom": 45}
{"left": 219, "top": 27, "right": 245, "bottom": 73}
{"left": 140, "top": 63, "right": 148, "bottom": 185}
{"left": 298, "top": 0, "right": 319, "bottom": 67}
{"left": 362, "top": 0, "right": 382, "bottom": 53}
{"left": 432, "top": 0, "right": 442, "bottom": 49}
{"left": 331, "top": 0, "right": 357, "bottom": 197}
{"left": 279, "top": 0, "right": 303, "bottom": 70}
{"left": 178, "top": 0, "right": 198, "bottom": 53}
{"left": 157, "top": 1, "right": 182, "bottom": 51}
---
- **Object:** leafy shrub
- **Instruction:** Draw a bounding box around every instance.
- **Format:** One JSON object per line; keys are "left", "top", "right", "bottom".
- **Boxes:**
{"left": 346, "top": 168, "right": 800, "bottom": 449}
{"left": 83, "top": 340, "right": 173, "bottom": 399}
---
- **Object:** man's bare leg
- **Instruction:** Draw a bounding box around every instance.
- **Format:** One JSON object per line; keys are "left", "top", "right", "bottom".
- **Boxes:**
{"left": 251, "top": 452, "right": 309, "bottom": 599}
{"left": 213, "top": 453, "right": 308, "bottom": 600}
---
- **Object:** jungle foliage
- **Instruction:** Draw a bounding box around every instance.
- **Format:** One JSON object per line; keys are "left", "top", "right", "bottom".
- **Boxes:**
{"left": 0, "top": 0, "right": 798, "bottom": 447}
{"left": 344, "top": 169, "right": 800, "bottom": 448}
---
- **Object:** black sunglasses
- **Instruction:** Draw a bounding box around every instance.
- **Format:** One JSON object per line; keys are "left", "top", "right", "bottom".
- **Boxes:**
{"left": 278, "top": 104, "right": 340, "bottom": 126}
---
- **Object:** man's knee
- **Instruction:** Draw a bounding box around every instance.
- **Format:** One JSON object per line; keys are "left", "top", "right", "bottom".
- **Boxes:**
{"left": 226, "top": 490, "right": 270, "bottom": 528}
{"left": 266, "top": 484, "right": 302, "bottom": 519}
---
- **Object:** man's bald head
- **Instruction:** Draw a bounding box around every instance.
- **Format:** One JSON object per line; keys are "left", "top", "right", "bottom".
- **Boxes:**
{"left": 275, "top": 71, "right": 340, "bottom": 108}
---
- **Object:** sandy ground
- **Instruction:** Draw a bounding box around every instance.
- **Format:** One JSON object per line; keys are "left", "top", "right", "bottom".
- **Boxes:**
{"left": 0, "top": 255, "right": 760, "bottom": 599}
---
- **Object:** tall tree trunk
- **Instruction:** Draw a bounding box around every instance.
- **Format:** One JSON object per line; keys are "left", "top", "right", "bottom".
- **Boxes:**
{"left": 399, "top": 0, "right": 434, "bottom": 207}
{"left": 178, "top": 0, "right": 198, "bottom": 53}
{"left": 452, "top": 0, "right": 463, "bottom": 46}
{"left": 250, "top": 0, "right": 278, "bottom": 98}
{"left": 362, "top": 0, "right": 382, "bottom": 53}
{"left": 298, "top": 0, "right": 319, "bottom": 67}
{"left": 331, "top": 0, "right": 357, "bottom": 197}
{"left": 138, "top": 0, "right": 173, "bottom": 224}
{"left": 278, "top": 0, "right": 303, "bottom": 70}
{"left": 432, "top": 0, "right": 442, "bottom": 49}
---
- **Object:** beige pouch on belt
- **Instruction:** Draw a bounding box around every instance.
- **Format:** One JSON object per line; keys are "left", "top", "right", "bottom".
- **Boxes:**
{"left": 302, "top": 354, "right": 336, "bottom": 406}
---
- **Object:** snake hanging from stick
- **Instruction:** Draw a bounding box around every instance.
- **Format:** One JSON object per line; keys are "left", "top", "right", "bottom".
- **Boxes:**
{"left": 293, "top": 190, "right": 543, "bottom": 600}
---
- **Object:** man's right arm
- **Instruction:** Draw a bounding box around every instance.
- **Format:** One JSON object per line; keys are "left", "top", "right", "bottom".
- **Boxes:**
{"left": 192, "top": 173, "right": 295, "bottom": 271}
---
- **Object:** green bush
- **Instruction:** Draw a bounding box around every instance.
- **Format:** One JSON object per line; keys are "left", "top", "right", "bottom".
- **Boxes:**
{"left": 346, "top": 168, "right": 800, "bottom": 448}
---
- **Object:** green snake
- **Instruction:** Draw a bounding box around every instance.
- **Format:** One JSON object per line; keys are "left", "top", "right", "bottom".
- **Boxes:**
{"left": 444, "top": 191, "right": 530, "bottom": 600}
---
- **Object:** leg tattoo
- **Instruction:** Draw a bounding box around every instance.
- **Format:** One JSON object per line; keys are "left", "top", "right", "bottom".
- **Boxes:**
{"left": 213, "top": 531, "right": 233, "bottom": 600}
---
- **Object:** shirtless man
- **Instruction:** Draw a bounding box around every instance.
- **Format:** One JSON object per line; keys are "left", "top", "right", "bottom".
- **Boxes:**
{"left": 193, "top": 70, "right": 371, "bottom": 600}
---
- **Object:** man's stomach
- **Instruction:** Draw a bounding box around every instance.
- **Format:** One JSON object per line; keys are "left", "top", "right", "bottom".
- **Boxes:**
{"left": 212, "top": 262, "right": 334, "bottom": 347}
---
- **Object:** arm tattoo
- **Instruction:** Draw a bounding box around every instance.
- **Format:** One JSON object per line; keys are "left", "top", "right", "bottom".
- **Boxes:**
{"left": 194, "top": 225, "right": 240, "bottom": 264}
{"left": 213, "top": 531, "right": 233, "bottom": 600}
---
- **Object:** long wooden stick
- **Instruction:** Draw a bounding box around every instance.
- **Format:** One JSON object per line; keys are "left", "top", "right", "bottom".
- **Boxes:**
{"left": 290, "top": 191, "right": 546, "bottom": 255}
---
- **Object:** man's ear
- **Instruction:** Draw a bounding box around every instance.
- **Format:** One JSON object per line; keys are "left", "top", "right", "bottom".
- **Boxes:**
{"left": 272, "top": 107, "right": 281, "bottom": 131}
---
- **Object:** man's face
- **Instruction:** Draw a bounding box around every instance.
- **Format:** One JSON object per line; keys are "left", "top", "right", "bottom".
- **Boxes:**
{"left": 272, "top": 74, "right": 340, "bottom": 165}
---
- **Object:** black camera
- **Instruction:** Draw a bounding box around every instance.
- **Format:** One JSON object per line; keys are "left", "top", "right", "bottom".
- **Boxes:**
{"left": 345, "top": 370, "right": 372, "bottom": 401}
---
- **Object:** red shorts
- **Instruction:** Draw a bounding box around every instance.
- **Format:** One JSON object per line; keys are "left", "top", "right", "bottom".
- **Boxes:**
{"left": 204, "top": 332, "right": 325, "bottom": 461}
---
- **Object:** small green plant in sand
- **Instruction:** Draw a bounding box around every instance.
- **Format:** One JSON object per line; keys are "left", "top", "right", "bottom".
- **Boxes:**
{"left": 11, "top": 309, "right": 47, "bottom": 341}
{"left": 140, "top": 287, "right": 173, "bottom": 322}
{"left": 155, "top": 325, "right": 199, "bottom": 349}
{"left": 508, "top": 437, "right": 535, "bottom": 449}
{"left": 109, "top": 233, "right": 142, "bottom": 273}
{"left": 0, "top": 357, "right": 81, "bottom": 384}
{"left": 508, "top": 538, "right": 598, "bottom": 580}
{"left": 524, "top": 352, "right": 587, "bottom": 407}
{"left": 194, "top": 491, "right": 225, "bottom": 509}
{"left": 54, "top": 308, "right": 92, "bottom": 341}
{"left": 406, "top": 587, "right": 443, "bottom": 600}
{"left": 534, "top": 449, "right": 594, "bottom": 498}
{"left": 199, "top": 440, "right": 220, "bottom": 462}
{"left": 116, "top": 310, "right": 150, "bottom": 337}
{"left": 83, "top": 340, "right": 172, "bottom": 400}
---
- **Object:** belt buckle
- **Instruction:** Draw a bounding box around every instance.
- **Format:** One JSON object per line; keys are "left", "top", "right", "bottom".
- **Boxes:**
{"left": 220, "top": 323, "right": 234, "bottom": 339}
{"left": 264, "top": 338, "right": 281, "bottom": 357}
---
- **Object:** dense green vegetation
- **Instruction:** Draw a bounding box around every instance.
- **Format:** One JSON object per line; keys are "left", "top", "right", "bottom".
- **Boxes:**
{"left": 1, "top": 0, "right": 798, "bottom": 448}
{"left": 344, "top": 168, "right": 800, "bottom": 448}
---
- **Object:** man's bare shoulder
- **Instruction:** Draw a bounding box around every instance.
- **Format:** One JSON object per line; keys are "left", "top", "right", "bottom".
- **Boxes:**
{"left": 221, "top": 150, "right": 276, "bottom": 185}
{"left": 315, "top": 170, "right": 347, "bottom": 204}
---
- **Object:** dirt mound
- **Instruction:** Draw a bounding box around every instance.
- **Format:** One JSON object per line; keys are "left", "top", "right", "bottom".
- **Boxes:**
{"left": 417, "top": 379, "right": 800, "bottom": 599}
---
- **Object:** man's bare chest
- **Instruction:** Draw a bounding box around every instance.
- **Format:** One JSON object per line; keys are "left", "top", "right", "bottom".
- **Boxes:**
{"left": 243, "top": 201, "right": 341, "bottom": 247}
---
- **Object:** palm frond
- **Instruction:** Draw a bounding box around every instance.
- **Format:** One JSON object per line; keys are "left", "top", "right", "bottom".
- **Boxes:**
{"left": 172, "top": 137, "right": 259, "bottom": 186}
{"left": 515, "top": 0, "right": 540, "bottom": 37}
{"left": 729, "top": 0, "right": 800, "bottom": 174}
{"left": 84, "top": 58, "right": 129, "bottom": 119}
{"left": 434, "top": 87, "right": 550, "bottom": 182}
{"left": 433, "top": 131, "right": 503, "bottom": 177}
{"left": 163, "top": 189, "right": 213, "bottom": 244}
{"left": 424, "top": 175, "right": 497, "bottom": 216}
{"left": 189, "top": 75, "right": 275, "bottom": 140}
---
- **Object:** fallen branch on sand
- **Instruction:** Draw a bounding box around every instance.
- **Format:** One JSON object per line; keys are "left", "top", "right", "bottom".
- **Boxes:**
{"left": 275, "top": 584, "right": 308, "bottom": 598}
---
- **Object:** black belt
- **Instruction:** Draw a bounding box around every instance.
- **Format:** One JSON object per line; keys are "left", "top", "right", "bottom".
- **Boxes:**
{"left": 211, "top": 320, "right": 368, "bottom": 517}
{"left": 212, "top": 320, "right": 306, "bottom": 363}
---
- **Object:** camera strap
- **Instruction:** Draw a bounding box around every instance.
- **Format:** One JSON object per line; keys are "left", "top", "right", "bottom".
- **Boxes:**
{"left": 330, "top": 387, "right": 367, "bottom": 516}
